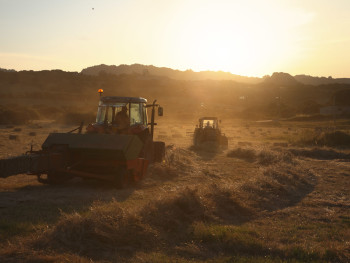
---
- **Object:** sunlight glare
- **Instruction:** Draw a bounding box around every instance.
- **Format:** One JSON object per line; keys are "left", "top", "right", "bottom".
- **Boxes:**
{"left": 166, "top": 0, "right": 314, "bottom": 76}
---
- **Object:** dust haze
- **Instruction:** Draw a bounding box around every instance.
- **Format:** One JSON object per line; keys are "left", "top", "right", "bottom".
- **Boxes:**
{"left": 0, "top": 66, "right": 349, "bottom": 262}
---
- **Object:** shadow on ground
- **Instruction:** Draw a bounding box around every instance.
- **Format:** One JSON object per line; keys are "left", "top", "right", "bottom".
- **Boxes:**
{"left": 0, "top": 178, "right": 135, "bottom": 241}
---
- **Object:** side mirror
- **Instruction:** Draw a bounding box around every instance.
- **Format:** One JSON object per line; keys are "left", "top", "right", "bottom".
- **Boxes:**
{"left": 158, "top": 107, "right": 163, "bottom": 116}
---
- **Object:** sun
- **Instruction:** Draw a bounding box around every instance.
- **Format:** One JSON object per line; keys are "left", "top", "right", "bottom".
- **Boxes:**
{"left": 162, "top": 0, "right": 310, "bottom": 77}
{"left": 186, "top": 25, "right": 264, "bottom": 74}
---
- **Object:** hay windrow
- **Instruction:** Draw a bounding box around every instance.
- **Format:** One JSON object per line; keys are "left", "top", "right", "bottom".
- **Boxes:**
{"left": 287, "top": 147, "right": 350, "bottom": 160}
{"left": 241, "top": 163, "right": 315, "bottom": 211}
{"left": 33, "top": 150, "right": 316, "bottom": 260}
{"left": 227, "top": 147, "right": 295, "bottom": 166}
{"left": 1, "top": 137, "right": 346, "bottom": 262}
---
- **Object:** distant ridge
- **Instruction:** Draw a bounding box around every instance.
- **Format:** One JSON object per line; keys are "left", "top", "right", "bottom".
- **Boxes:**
{"left": 0, "top": 67, "right": 16, "bottom": 72}
{"left": 80, "top": 64, "right": 262, "bottom": 84}
{"left": 2, "top": 63, "right": 350, "bottom": 85}
{"left": 81, "top": 64, "right": 350, "bottom": 85}
{"left": 263, "top": 72, "right": 301, "bottom": 87}
{"left": 294, "top": 74, "right": 350, "bottom": 85}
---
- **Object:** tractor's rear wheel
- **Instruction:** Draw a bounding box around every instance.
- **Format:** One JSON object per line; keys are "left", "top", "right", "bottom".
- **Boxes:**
{"left": 143, "top": 137, "right": 155, "bottom": 163}
{"left": 114, "top": 167, "right": 129, "bottom": 189}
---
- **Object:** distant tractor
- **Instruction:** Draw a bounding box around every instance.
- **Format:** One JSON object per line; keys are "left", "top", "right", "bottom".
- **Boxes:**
{"left": 193, "top": 117, "right": 228, "bottom": 148}
{"left": 0, "top": 93, "right": 165, "bottom": 188}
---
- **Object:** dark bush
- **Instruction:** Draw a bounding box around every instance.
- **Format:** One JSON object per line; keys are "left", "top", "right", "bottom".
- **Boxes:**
{"left": 0, "top": 106, "right": 39, "bottom": 125}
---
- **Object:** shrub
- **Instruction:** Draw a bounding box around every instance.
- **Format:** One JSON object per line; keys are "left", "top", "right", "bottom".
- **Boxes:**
{"left": 0, "top": 106, "right": 39, "bottom": 124}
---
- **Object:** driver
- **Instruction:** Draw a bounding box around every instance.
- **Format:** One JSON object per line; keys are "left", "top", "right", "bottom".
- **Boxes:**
{"left": 115, "top": 106, "right": 130, "bottom": 133}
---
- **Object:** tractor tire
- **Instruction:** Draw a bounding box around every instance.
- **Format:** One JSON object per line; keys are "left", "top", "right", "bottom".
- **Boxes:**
{"left": 129, "top": 168, "right": 144, "bottom": 185}
{"left": 154, "top": 141, "right": 165, "bottom": 162}
{"left": 193, "top": 135, "right": 199, "bottom": 146}
{"left": 194, "top": 132, "right": 204, "bottom": 147}
{"left": 42, "top": 171, "right": 72, "bottom": 185}
{"left": 193, "top": 129, "right": 202, "bottom": 146}
{"left": 143, "top": 137, "right": 155, "bottom": 163}
{"left": 114, "top": 167, "right": 129, "bottom": 189}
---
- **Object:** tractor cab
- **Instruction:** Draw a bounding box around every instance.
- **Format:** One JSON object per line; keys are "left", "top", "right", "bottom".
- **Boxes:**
{"left": 96, "top": 97, "right": 148, "bottom": 127}
{"left": 87, "top": 96, "right": 163, "bottom": 137}
{"left": 199, "top": 117, "right": 219, "bottom": 129}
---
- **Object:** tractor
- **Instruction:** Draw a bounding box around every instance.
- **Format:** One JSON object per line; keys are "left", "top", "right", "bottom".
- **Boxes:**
{"left": 0, "top": 93, "right": 165, "bottom": 188}
{"left": 193, "top": 117, "right": 228, "bottom": 148}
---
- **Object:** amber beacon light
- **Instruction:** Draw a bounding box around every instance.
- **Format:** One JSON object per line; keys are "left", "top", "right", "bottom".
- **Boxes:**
{"left": 98, "top": 89, "right": 103, "bottom": 97}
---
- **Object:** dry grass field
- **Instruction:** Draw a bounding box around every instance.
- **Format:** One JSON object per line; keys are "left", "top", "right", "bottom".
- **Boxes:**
{"left": 0, "top": 119, "right": 349, "bottom": 262}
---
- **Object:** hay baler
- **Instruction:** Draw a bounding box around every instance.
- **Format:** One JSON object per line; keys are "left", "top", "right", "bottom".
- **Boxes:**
{"left": 0, "top": 96, "right": 165, "bottom": 187}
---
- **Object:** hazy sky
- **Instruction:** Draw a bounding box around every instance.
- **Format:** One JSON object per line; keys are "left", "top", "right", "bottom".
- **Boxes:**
{"left": 1, "top": 0, "right": 349, "bottom": 77}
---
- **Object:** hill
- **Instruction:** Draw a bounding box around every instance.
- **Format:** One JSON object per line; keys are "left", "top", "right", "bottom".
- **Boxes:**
{"left": 294, "top": 74, "right": 350, "bottom": 85}
{"left": 81, "top": 64, "right": 350, "bottom": 85}
{"left": 0, "top": 68, "right": 350, "bottom": 124}
{"left": 81, "top": 64, "right": 262, "bottom": 84}
{"left": 263, "top": 72, "right": 301, "bottom": 87}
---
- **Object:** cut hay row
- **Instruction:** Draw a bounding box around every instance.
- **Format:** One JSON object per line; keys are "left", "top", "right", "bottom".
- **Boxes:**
{"left": 0, "top": 146, "right": 328, "bottom": 262}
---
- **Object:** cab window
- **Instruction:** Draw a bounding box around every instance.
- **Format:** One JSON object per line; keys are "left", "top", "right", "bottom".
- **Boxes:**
{"left": 142, "top": 103, "right": 148, "bottom": 125}
{"left": 130, "top": 103, "right": 143, "bottom": 125}
{"left": 96, "top": 106, "right": 106, "bottom": 123}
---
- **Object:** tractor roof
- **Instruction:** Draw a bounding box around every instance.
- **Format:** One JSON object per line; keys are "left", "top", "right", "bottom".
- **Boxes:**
{"left": 199, "top": 117, "right": 218, "bottom": 121}
{"left": 100, "top": 96, "right": 147, "bottom": 103}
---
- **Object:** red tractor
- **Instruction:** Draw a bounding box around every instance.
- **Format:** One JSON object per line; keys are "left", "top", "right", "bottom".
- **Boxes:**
{"left": 0, "top": 95, "right": 165, "bottom": 188}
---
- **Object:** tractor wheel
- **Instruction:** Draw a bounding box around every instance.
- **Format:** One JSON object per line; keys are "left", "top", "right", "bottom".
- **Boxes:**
{"left": 193, "top": 129, "right": 201, "bottom": 146}
{"left": 154, "top": 141, "right": 165, "bottom": 162}
{"left": 129, "top": 168, "right": 143, "bottom": 185}
{"left": 114, "top": 167, "right": 129, "bottom": 189}
{"left": 193, "top": 136, "right": 198, "bottom": 146}
{"left": 195, "top": 137, "right": 202, "bottom": 147}
{"left": 194, "top": 133, "right": 203, "bottom": 147}
{"left": 41, "top": 171, "right": 72, "bottom": 185}
{"left": 142, "top": 137, "right": 155, "bottom": 163}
